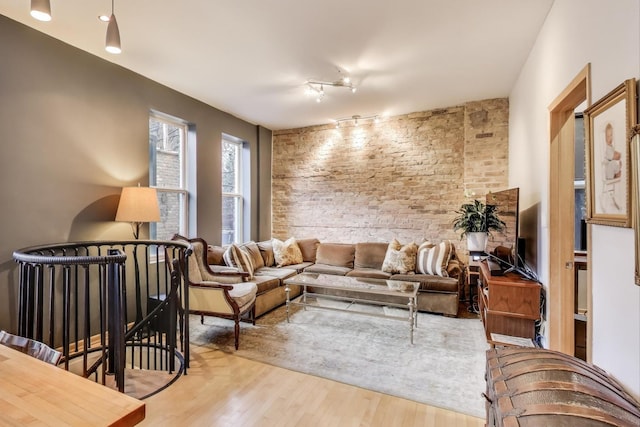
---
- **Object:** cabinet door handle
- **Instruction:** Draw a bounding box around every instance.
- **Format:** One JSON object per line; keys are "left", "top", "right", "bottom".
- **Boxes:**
{"left": 565, "top": 261, "right": 574, "bottom": 269}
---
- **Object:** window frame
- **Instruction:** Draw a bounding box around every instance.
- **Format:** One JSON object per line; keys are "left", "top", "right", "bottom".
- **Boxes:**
{"left": 149, "top": 112, "right": 190, "bottom": 243}
{"left": 221, "top": 135, "right": 244, "bottom": 244}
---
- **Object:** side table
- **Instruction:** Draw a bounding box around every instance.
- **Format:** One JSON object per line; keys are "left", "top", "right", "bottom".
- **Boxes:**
{"left": 466, "top": 255, "right": 486, "bottom": 313}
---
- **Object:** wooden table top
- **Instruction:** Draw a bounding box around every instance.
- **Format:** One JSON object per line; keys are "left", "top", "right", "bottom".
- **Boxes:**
{"left": 0, "top": 344, "right": 145, "bottom": 426}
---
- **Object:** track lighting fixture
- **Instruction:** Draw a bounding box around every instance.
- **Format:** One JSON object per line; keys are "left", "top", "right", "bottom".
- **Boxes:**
{"left": 30, "top": 0, "right": 51, "bottom": 22}
{"left": 105, "top": 0, "right": 121, "bottom": 54}
{"left": 334, "top": 114, "right": 380, "bottom": 128}
{"left": 305, "top": 83, "right": 325, "bottom": 103}
{"left": 305, "top": 69, "right": 356, "bottom": 102}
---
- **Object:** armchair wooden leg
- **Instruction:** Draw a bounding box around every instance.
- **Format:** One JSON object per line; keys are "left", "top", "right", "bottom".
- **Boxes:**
{"left": 234, "top": 318, "right": 240, "bottom": 350}
{"left": 200, "top": 314, "right": 204, "bottom": 324}
{"left": 251, "top": 305, "right": 256, "bottom": 326}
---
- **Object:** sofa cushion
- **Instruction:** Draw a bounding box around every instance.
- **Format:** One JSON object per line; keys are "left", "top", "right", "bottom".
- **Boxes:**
{"left": 274, "top": 261, "right": 313, "bottom": 274}
{"left": 315, "top": 243, "right": 355, "bottom": 268}
{"left": 254, "top": 267, "right": 297, "bottom": 281}
{"left": 228, "top": 281, "right": 258, "bottom": 309}
{"left": 209, "top": 265, "right": 242, "bottom": 274}
{"left": 257, "top": 240, "right": 275, "bottom": 267}
{"left": 381, "top": 239, "right": 418, "bottom": 274}
{"left": 391, "top": 273, "right": 459, "bottom": 293}
{"left": 250, "top": 275, "right": 282, "bottom": 295}
{"left": 447, "top": 258, "right": 463, "bottom": 280}
{"left": 223, "top": 244, "right": 255, "bottom": 279}
{"left": 296, "top": 238, "right": 320, "bottom": 262}
{"left": 347, "top": 268, "right": 392, "bottom": 280}
{"left": 241, "top": 241, "right": 265, "bottom": 270}
{"left": 304, "top": 263, "right": 352, "bottom": 276}
{"left": 206, "top": 245, "right": 226, "bottom": 266}
{"left": 416, "top": 240, "right": 453, "bottom": 277}
{"left": 272, "top": 237, "right": 304, "bottom": 267}
{"left": 354, "top": 242, "right": 389, "bottom": 270}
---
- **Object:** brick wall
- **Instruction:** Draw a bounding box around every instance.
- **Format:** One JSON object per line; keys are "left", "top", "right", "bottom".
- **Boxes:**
{"left": 155, "top": 150, "right": 180, "bottom": 240}
{"left": 463, "top": 99, "right": 509, "bottom": 195}
{"left": 272, "top": 98, "right": 509, "bottom": 256}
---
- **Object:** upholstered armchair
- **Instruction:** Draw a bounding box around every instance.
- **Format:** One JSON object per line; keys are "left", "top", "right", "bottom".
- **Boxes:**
{"left": 170, "top": 235, "right": 257, "bottom": 350}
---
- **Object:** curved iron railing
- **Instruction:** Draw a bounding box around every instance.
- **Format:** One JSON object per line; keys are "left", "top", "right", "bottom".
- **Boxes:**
{"left": 12, "top": 240, "right": 191, "bottom": 398}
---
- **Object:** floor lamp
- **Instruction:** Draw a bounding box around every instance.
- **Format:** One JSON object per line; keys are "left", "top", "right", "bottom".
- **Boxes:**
{"left": 115, "top": 185, "right": 161, "bottom": 325}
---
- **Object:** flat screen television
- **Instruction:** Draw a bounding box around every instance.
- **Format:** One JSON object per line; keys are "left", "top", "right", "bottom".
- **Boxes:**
{"left": 486, "top": 187, "right": 521, "bottom": 265}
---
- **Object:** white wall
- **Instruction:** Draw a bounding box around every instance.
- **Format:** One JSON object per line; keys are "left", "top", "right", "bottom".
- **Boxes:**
{"left": 509, "top": 0, "right": 640, "bottom": 398}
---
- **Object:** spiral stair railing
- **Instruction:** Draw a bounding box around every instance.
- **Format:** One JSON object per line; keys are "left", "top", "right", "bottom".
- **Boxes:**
{"left": 12, "top": 240, "right": 192, "bottom": 398}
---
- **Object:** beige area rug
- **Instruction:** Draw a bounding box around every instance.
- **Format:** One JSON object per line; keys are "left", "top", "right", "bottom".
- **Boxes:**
{"left": 188, "top": 298, "right": 489, "bottom": 418}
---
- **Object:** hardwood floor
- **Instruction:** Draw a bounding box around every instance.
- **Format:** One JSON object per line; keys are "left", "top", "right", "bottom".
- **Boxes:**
{"left": 140, "top": 341, "right": 485, "bottom": 427}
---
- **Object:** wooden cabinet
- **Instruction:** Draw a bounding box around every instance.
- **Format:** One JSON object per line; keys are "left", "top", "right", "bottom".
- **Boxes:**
{"left": 478, "top": 261, "right": 541, "bottom": 347}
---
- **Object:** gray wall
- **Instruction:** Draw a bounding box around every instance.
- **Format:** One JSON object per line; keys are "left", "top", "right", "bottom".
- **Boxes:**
{"left": 0, "top": 16, "right": 272, "bottom": 331}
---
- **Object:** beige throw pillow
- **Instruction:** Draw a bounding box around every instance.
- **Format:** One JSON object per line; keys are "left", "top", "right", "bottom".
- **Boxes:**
{"left": 206, "top": 245, "right": 226, "bottom": 266}
{"left": 257, "top": 240, "right": 275, "bottom": 267}
{"left": 272, "top": 237, "right": 304, "bottom": 267}
{"left": 416, "top": 240, "right": 453, "bottom": 277}
{"left": 381, "top": 239, "right": 418, "bottom": 274}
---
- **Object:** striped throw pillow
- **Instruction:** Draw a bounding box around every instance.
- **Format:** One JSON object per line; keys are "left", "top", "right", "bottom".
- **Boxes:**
{"left": 223, "top": 244, "right": 255, "bottom": 279}
{"left": 416, "top": 240, "right": 453, "bottom": 277}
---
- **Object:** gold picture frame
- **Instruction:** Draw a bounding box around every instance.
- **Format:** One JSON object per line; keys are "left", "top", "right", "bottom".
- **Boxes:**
{"left": 584, "top": 79, "right": 637, "bottom": 227}
{"left": 630, "top": 125, "right": 640, "bottom": 286}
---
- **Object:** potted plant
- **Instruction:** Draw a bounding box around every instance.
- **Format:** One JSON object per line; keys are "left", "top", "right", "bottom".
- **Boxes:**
{"left": 452, "top": 199, "right": 506, "bottom": 252}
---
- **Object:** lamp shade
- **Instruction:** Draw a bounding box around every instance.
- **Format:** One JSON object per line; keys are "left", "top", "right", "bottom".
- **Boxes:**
{"left": 30, "top": 0, "right": 52, "bottom": 21}
{"left": 105, "top": 13, "right": 121, "bottom": 54}
{"left": 115, "top": 187, "right": 160, "bottom": 223}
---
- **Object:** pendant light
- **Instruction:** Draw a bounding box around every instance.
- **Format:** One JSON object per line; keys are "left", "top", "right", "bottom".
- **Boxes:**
{"left": 30, "top": 0, "right": 52, "bottom": 22}
{"left": 105, "top": 0, "right": 121, "bottom": 54}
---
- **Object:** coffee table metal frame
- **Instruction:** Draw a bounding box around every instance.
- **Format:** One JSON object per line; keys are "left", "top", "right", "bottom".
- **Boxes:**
{"left": 283, "top": 273, "right": 419, "bottom": 344}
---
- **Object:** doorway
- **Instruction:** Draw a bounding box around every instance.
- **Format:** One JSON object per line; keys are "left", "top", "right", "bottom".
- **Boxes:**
{"left": 548, "top": 64, "right": 591, "bottom": 356}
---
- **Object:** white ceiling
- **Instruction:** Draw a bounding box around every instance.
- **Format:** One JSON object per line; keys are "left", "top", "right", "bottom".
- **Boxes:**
{"left": 1, "top": 0, "right": 554, "bottom": 130}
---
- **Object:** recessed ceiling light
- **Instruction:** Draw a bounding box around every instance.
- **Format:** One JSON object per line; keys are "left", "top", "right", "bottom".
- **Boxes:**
{"left": 98, "top": 15, "right": 110, "bottom": 22}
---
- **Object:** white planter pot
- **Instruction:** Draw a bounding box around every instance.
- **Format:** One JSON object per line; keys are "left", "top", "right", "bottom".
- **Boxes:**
{"left": 467, "top": 232, "right": 488, "bottom": 253}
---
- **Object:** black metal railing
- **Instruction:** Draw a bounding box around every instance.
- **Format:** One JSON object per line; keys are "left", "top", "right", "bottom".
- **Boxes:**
{"left": 12, "top": 240, "right": 191, "bottom": 398}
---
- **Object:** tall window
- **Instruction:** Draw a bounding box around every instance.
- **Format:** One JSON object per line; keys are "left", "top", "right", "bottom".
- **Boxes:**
{"left": 149, "top": 113, "right": 188, "bottom": 240}
{"left": 222, "top": 135, "right": 244, "bottom": 244}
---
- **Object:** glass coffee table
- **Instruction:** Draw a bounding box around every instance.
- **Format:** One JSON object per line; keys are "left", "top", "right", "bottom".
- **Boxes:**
{"left": 283, "top": 273, "right": 419, "bottom": 344}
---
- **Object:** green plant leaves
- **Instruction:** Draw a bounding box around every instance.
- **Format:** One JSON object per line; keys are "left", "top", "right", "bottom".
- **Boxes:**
{"left": 452, "top": 199, "right": 506, "bottom": 238}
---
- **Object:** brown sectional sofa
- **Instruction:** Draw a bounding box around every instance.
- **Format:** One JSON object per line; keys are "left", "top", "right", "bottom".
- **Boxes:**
{"left": 208, "top": 238, "right": 319, "bottom": 317}
{"left": 208, "top": 238, "right": 464, "bottom": 318}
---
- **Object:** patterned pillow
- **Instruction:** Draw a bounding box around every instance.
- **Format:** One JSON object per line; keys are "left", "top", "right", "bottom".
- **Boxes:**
{"left": 223, "top": 244, "right": 255, "bottom": 279}
{"left": 381, "top": 239, "right": 418, "bottom": 274}
{"left": 272, "top": 237, "right": 304, "bottom": 267}
{"left": 416, "top": 240, "right": 453, "bottom": 277}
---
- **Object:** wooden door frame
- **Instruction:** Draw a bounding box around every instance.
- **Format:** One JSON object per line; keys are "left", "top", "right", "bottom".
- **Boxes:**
{"left": 548, "top": 64, "right": 591, "bottom": 355}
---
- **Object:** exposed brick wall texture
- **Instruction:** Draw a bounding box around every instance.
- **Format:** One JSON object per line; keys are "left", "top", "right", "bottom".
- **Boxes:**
{"left": 272, "top": 98, "right": 509, "bottom": 257}
{"left": 155, "top": 150, "right": 181, "bottom": 240}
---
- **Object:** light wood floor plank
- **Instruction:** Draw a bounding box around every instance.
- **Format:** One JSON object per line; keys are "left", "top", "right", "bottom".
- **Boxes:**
{"left": 140, "top": 342, "right": 485, "bottom": 427}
